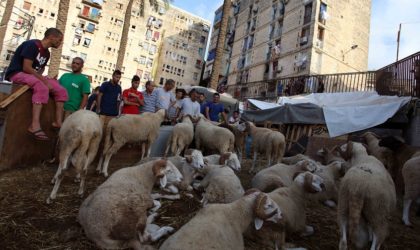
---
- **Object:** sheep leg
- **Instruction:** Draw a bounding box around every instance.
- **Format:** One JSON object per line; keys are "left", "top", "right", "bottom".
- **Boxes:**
{"left": 148, "top": 226, "right": 174, "bottom": 242}
{"left": 96, "top": 155, "right": 104, "bottom": 173}
{"left": 141, "top": 142, "right": 146, "bottom": 160}
{"left": 249, "top": 151, "right": 258, "bottom": 173}
{"left": 47, "top": 170, "right": 64, "bottom": 204}
{"left": 324, "top": 200, "right": 337, "bottom": 208}
{"left": 301, "top": 225, "right": 314, "bottom": 236}
{"left": 338, "top": 218, "right": 348, "bottom": 250}
{"left": 102, "top": 141, "right": 125, "bottom": 177}
{"left": 402, "top": 198, "right": 413, "bottom": 226}
{"left": 151, "top": 193, "right": 180, "bottom": 200}
{"left": 370, "top": 233, "right": 379, "bottom": 250}
{"left": 78, "top": 166, "right": 88, "bottom": 197}
{"left": 127, "top": 239, "right": 142, "bottom": 250}
{"left": 150, "top": 200, "right": 161, "bottom": 213}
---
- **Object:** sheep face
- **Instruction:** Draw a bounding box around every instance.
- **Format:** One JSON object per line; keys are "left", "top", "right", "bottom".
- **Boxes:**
{"left": 236, "top": 122, "right": 247, "bottom": 132}
{"left": 185, "top": 149, "right": 206, "bottom": 170}
{"left": 153, "top": 160, "right": 183, "bottom": 188}
{"left": 296, "top": 160, "right": 318, "bottom": 172}
{"left": 294, "top": 172, "right": 325, "bottom": 193}
{"left": 378, "top": 136, "right": 405, "bottom": 151}
{"left": 220, "top": 153, "right": 241, "bottom": 172}
{"left": 254, "top": 193, "right": 283, "bottom": 230}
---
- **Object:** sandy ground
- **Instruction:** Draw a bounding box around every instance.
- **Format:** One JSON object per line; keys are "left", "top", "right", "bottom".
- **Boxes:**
{"left": 0, "top": 158, "right": 419, "bottom": 250}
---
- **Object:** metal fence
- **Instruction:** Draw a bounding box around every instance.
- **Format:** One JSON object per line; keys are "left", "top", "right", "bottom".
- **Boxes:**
{"left": 226, "top": 51, "right": 420, "bottom": 101}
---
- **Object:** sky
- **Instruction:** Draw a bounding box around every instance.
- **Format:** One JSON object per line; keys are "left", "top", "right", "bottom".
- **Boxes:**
{"left": 172, "top": 0, "right": 420, "bottom": 70}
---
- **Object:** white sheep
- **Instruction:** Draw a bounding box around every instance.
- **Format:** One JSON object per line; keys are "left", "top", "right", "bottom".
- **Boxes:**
{"left": 203, "top": 152, "right": 241, "bottom": 171}
{"left": 159, "top": 190, "right": 282, "bottom": 250}
{"left": 250, "top": 172, "right": 326, "bottom": 250}
{"left": 47, "top": 110, "right": 102, "bottom": 204}
{"left": 245, "top": 122, "right": 286, "bottom": 173}
{"left": 78, "top": 159, "right": 182, "bottom": 249}
{"left": 218, "top": 122, "right": 248, "bottom": 160}
{"left": 251, "top": 160, "right": 318, "bottom": 192}
{"left": 164, "top": 115, "right": 198, "bottom": 156}
{"left": 362, "top": 132, "right": 395, "bottom": 173}
{"left": 97, "top": 109, "right": 166, "bottom": 177}
{"left": 337, "top": 142, "right": 396, "bottom": 250}
{"left": 195, "top": 116, "right": 235, "bottom": 154}
{"left": 379, "top": 136, "right": 420, "bottom": 226}
{"left": 195, "top": 164, "right": 245, "bottom": 205}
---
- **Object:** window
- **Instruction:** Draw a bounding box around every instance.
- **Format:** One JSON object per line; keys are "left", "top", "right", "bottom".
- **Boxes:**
{"left": 82, "top": 6, "right": 90, "bottom": 16}
{"left": 248, "top": 35, "right": 254, "bottom": 49}
{"left": 143, "top": 42, "right": 150, "bottom": 51}
{"left": 319, "top": 2, "right": 328, "bottom": 24}
{"left": 136, "top": 69, "right": 143, "bottom": 78}
{"left": 149, "top": 45, "right": 157, "bottom": 54}
{"left": 50, "top": 12, "right": 56, "bottom": 18}
{"left": 79, "top": 21, "right": 86, "bottom": 29}
{"left": 139, "top": 56, "right": 146, "bottom": 65}
{"left": 83, "top": 38, "right": 91, "bottom": 47}
{"left": 80, "top": 53, "right": 87, "bottom": 61}
{"left": 73, "top": 35, "right": 82, "bottom": 45}
{"left": 5, "top": 50, "right": 14, "bottom": 61}
{"left": 200, "top": 36, "right": 206, "bottom": 44}
{"left": 318, "top": 27, "right": 325, "bottom": 41}
{"left": 304, "top": 3, "right": 313, "bottom": 24}
{"left": 193, "top": 72, "right": 198, "bottom": 81}
{"left": 115, "top": 19, "right": 123, "bottom": 26}
{"left": 145, "top": 29, "right": 152, "bottom": 40}
{"left": 131, "top": 25, "right": 136, "bottom": 30}
{"left": 117, "top": 3, "right": 123, "bottom": 10}
{"left": 38, "top": 8, "right": 44, "bottom": 14}
{"left": 146, "top": 58, "right": 153, "bottom": 68}
{"left": 86, "top": 23, "right": 95, "bottom": 33}
{"left": 198, "top": 48, "right": 204, "bottom": 57}
{"left": 300, "top": 27, "right": 310, "bottom": 45}
{"left": 143, "top": 72, "right": 150, "bottom": 80}
{"left": 23, "top": 1, "right": 31, "bottom": 10}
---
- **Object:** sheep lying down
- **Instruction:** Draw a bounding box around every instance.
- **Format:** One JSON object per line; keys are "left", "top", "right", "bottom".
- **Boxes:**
{"left": 78, "top": 159, "right": 183, "bottom": 249}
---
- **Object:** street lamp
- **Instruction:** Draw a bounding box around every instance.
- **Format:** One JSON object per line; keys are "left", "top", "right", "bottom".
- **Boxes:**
{"left": 342, "top": 44, "right": 358, "bottom": 61}
{"left": 396, "top": 22, "right": 420, "bottom": 63}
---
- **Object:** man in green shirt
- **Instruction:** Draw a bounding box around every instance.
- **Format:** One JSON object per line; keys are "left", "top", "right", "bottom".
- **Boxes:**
{"left": 59, "top": 57, "right": 91, "bottom": 119}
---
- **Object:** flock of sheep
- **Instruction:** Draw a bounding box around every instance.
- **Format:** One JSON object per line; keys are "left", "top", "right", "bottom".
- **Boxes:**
{"left": 43, "top": 109, "right": 419, "bottom": 250}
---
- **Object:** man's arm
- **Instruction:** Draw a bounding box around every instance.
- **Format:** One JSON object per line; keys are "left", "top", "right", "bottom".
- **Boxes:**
{"left": 22, "top": 59, "right": 51, "bottom": 89}
{"left": 79, "top": 94, "right": 89, "bottom": 109}
{"left": 123, "top": 96, "right": 140, "bottom": 106}
{"left": 222, "top": 111, "right": 228, "bottom": 123}
{"left": 96, "top": 92, "right": 103, "bottom": 113}
{"left": 205, "top": 105, "right": 210, "bottom": 120}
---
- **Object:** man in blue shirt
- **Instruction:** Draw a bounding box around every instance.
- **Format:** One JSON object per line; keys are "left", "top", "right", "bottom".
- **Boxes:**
{"left": 198, "top": 92, "right": 208, "bottom": 115}
{"left": 96, "top": 70, "right": 122, "bottom": 117}
{"left": 141, "top": 80, "right": 157, "bottom": 113}
{"left": 205, "top": 93, "right": 227, "bottom": 122}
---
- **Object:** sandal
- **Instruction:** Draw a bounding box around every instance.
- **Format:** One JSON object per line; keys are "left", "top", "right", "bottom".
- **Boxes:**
{"left": 27, "top": 129, "right": 50, "bottom": 141}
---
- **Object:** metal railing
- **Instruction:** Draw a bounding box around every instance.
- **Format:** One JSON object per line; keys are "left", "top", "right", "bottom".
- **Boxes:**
{"left": 225, "top": 51, "right": 420, "bottom": 101}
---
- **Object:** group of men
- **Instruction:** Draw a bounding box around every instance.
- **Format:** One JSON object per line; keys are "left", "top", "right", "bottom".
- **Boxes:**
{"left": 4, "top": 27, "right": 237, "bottom": 141}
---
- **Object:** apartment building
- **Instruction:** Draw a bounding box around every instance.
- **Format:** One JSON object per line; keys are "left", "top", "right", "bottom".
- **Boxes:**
{"left": 0, "top": 0, "right": 210, "bottom": 89}
{"left": 208, "top": 0, "right": 370, "bottom": 88}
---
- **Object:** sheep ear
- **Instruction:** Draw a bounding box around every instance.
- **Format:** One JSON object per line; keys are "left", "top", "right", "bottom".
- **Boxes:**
{"left": 254, "top": 218, "right": 264, "bottom": 230}
{"left": 160, "top": 175, "right": 167, "bottom": 188}
{"left": 185, "top": 155, "right": 192, "bottom": 164}
{"left": 204, "top": 158, "right": 209, "bottom": 164}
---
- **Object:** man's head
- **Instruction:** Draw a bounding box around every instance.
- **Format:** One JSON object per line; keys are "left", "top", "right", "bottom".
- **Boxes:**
{"left": 93, "top": 86, "right": 100, "bottom": 94}
{"left": 199, "top": 92, "right": 206, "bottom": 103}
{"left": 213, "top": 93, "right": 221, "bottom": 103}
{"left": 145, "top": 80, "right": 155, "bottom": 93}
{"left": 131, "top": 75, "right": 140, "bottom": 89}
{"left": 189, "top": 88, "right": 198, "bottom": 101}
{"left": 112, "top": 70, "right": 122, "bottom": 84}
{"left": 43, "top": 28, "right": 63, "bottom": 49}
{"left": 233, "top": 110, "right": 239, "bottom": 118}
{"left": 164, "top": 79, "right": 175, "bottom": 91}
{"left": 71, "top": 57, "right": 84, "bottom": 73}
{"left": 175, "top": 88, "right": 186, "bottom": 99}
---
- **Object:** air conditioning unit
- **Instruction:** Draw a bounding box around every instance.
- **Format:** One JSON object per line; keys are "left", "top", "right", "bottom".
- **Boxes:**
{"left": 300, "top": 36, "right": 308, "bottom": 44}
{"left": 277, "top": 66, "right": 283, "bottom": 73}
{"left": 71, "top": 23, "right": 77, "bottom": 27}
{"left": 134, "top": 57, "right": 139, "bottom": 62}
{"left": 253, "top": 5, "right": 259, "bottom": 12}
{"left": 76, "top": 4, "right": 81, "bottom": 9}
{"left": 315, "top": 40, "right": 323, "bottom": 48}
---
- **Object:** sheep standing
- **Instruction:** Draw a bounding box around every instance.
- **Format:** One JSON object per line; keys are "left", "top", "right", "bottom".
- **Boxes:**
{"left": 337, "top": 142, "right": 396, "bottom": 250}
{"left": 159, "top": 190, "right": 282, "bottom": 250}
{"left": 196, "top": 164, "right": 244, "bottom": 205}
{"left": 97, "top": 109, "right": 166, "bottom": 177}
{"left": 362, "top": 132, "right": 395, "bottom": 174}
{"left": 218, "top": 122, "right": 248, "bottom": 160}
{"left": 47, "top": 110, "right": 102, "bottom": 204}
{"left": 78, "top": 159, "right": 182, "bottom": 249}
{"left": 250, "top": 172, "right": 325, "bottom": 250}
{"left": 379, "top": 136, "right": 420, "bottom": 226}
{"left": 251, "top": 160, "right": 318, "bottom": 192}
{"left": 164, "top": 115, "right": 198, "bottom": 156}
{"left": 245, "top": 122, "right": 285, "bottom": 173}
{"left": 195, "top": 116, "right": 235, "bottom": 154}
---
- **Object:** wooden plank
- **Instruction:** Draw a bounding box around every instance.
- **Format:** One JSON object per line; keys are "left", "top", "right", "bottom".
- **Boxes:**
{"left": 0, "top": 85, "right": 30, "bottom": 109}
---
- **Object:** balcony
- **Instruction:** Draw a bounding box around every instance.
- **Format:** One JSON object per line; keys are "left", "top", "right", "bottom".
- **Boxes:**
{"left": 82, "top": 0, "right": 102, "bottom": 9}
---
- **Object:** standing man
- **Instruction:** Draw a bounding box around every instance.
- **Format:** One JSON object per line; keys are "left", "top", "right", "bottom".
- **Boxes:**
{"left": 198, "top": 92, "right": 208, "bottom": 115}
{"left": 122, "top": 75, "right": 144, "bottom": 114}
{"left": 141, "top": 80, "right": 157, "bottom": 113}
{"left": 59, "top": 57, "right": 91, "bottom": 119}
{"left": 155, "top": 79, "right": 175, "bottom": 112}
{"left": 86, "top": 86, "right": 100, "bottom": 112}
{"left": 205, "top": 93, "right": 227, "bottom": 122}
{"left": 179, "top": 88, "right": 201, "bottom": 117}
{"left": 5, "top": 28, "right": 68, "bottom": 140}
{"left": 96, "top": 70, "right": 122, "bottom": 122}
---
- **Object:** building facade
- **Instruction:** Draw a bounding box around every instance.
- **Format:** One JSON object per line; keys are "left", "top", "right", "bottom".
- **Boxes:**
{"left": 0, "top": 0, "right": 210, "bottom": 90}
{"left": 205, "top": 0, "right": 371, "bottom": 91}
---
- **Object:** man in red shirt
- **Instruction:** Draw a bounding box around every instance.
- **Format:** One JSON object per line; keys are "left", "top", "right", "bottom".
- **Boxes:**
{"left": 122, "top": 75, "right": 144, "bottom": 114}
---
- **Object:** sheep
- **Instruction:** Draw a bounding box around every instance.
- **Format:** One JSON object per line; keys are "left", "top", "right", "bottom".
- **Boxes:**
{"left": 250, "top": 172, "right": 326, "bottom": 250}
{"left": 195, "top": 116, "right": 235, "bottom": 155}
{"left": 195, "top": 164, "right": 245, "bottom": 205}
{"left": 138, "top": 149, "right": 206, "bottom": 192}
{"left": 218, "top": 122, "right": 248, "bottom": 160}
{"left": 78, "top": 159, "right": 182, "bottom": 250}
{"left": 378, "top": 136, "right": 420, "bottom": 226}
{"left": 203, "top": 152, "right": 241, "bottom": 171}
{"left": 282, "top": 154, "right": 312, "bottom": 165}
{"left": 245, "top": 122, "right": 286, "bottom": 173}
{"left": 362, "top": 132, "right": 395, "bottom": 174}
{"left": 47, "top": 110, "right": 102, "bottom": 204}
{"left": 159, "top": 190, "right": 282, "bottom": 250}
{"left": 337, "top": 141, "right": 396, "bottom": 250}
{"left": 97, "top": 109, "right": 166, "bottom": 177}
{"left": 164, "top": 115, "right": 199, "bottom": 156}
{"left": 251, "top": 160, "right": 318, "bottom": 192}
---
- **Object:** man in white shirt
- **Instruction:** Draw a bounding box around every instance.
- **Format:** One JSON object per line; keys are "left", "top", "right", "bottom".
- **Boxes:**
{"left": 179, "top": 88, "right": 200, "bottom": 117}
{"left": 155, "top": 79, "right": 175, "bottom": 112}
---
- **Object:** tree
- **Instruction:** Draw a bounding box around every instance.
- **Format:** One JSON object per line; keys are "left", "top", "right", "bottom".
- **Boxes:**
{"left": 48, "top": 0, "right": 70, "bottom": 77}
{"left": 116, "top": 0, "right": 171, "bottom": 71}
{"left": 209, "top": 0, "right": 231, "bottom": 90}
{"left": 0, "top": 0, "right": 16, "bottom": 56}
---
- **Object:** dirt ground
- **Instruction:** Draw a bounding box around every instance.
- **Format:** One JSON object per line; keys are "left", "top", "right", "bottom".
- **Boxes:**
{"left": 0, "top": 158, "right": 419, "bottom": 250}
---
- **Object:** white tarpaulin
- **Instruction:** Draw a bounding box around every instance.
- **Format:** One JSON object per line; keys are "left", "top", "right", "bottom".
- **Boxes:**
{"left": 273, "top": 92, "right": 411, "bottom": 137}
{"left": 248, "top": 99, "right": 279, "bottom": 110}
